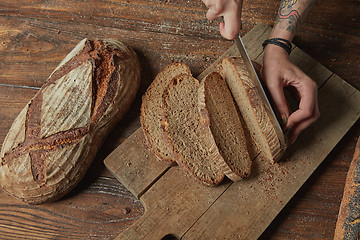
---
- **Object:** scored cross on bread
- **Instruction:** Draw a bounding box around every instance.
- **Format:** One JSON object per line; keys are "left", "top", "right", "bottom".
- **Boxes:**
{"left": 0, "top": 39, "right": 140, "bottom": 204}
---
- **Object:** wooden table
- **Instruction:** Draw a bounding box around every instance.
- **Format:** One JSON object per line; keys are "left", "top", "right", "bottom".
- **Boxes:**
{"left": 0, "top": 1, "right": 359, "bottom": 239}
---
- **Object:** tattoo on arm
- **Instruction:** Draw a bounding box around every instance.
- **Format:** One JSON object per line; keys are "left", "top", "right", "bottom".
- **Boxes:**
{"left": 275, "top": 0, "right": 316, "bottom": 33}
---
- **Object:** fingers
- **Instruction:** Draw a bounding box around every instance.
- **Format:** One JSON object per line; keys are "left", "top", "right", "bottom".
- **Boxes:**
{"left": 203, "top": 0, "right": 243, "bottom": 40}
{"left": 265, "top": 78, "right": 291, "bottom": 126}
{"left": 288, "top": 107, "right": 319, "bottom": 143}
{"left": 206, "top": 7, "right": 222, "bottom": 21}
{"left": 220, "top": 12, "right": 241, "bottom": 40}
{"left": 286, "top": 78, "right": 320, "bottom": 143}
{"left": 261, "top": 65, "right": 291, "bottom": 127}
{"left": 204, "top": 0, "right": 225, "bottom": 20}
{"left": 286, "top": 79, "right": 318, "bottom": 128}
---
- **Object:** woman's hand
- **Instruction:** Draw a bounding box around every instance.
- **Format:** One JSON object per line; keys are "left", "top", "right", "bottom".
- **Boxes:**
{"left": 202, "top": 0, "right": 319, "bottom": 144}
{"left": 262, "top": 44, "right": 320, "bottom": 143}
{"left": 202, "top": 0, "right": 243, "bottom": 40}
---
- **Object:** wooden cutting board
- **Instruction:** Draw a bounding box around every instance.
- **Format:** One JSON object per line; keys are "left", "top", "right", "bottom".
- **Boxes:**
{"left": 104, "top": 22, "right": 360, "bottom": 239}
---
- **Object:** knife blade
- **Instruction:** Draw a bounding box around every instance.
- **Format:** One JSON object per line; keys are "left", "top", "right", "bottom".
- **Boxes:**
{"left": 234, "top": 35, "right": 287, "bottom": 148}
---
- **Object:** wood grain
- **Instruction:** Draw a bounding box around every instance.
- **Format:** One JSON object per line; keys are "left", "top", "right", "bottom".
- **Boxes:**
{"left": 118, "top": 167, "right": 230, "bottom": 240}
{"left": 259, "top": 121, "right": 360, "bottom": 239}
{"left": 0, "top": 86, "right": 37, "bottom": 146}
{"left": 105, "top": 128, "right": 174, "bottom": 199}
{"left": 0, "top": 175, "right": 144, "bottom": 240}
{"left": 0, "top": 0, "right": 358, "bottom": 88}
{"left": 0, "top": 0, "right": 358, "bottom": 239}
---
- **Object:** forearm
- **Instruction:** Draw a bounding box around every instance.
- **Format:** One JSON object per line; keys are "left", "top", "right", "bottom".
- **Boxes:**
{"left": 270, "top": 0, "right": 316, "bottom": 41}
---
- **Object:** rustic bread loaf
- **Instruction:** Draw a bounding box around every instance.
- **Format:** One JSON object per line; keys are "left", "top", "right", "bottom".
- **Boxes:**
{"left": 140, "top": 63, "right": 191, "bottom": 162}
{"left": 198, "top": 72, "right": 251, "bottom": 181}
{"left": 334, "top": 136, "right": 360, "bottom": 239}
{"left": 0, "top": 38, "right": 141, "bottom": 204}
{"left": 162, "top": 74, "right": 224, "bottom": 186}
{"left": 220, "top": 57, "right": 282, "bottom": 163}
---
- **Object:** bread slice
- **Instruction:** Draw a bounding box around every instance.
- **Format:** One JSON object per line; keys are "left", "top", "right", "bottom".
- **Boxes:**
{"left": 220, "top": 57, "right": 282, "bottom": 163}
{"left": 162, "top": 74, "right": 224, "bottom": 186}
{"left": 140, "top": 63, "right": 191, "bottom": 162}
{"left": 198, "top": 72, "right": 251, "bottom": 181}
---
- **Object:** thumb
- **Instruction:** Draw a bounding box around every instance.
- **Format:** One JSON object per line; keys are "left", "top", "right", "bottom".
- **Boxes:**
{"left": 219, "top": 12, "right": 241, "bottom": 40}
{"left": 265, "top": 79, "right": 291, "bottom": 127}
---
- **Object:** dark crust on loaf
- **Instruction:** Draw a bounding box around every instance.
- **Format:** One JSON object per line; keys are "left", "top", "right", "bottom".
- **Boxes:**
{"left": 1, "top": 39, "right": 129, "bottom": 188}
{"left": 335, "top": 137, "right": 360, "bottom": 239}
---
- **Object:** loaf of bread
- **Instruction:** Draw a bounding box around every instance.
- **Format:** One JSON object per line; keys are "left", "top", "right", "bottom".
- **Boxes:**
{"left": 334, "top": 136, "right": 360, "bottom": 239}
{"left": 198, "top": 72, "right": 251, "bottom": 181}
{"left": 140, "top": 63, "right": 191, "bottom": 162}
{"left": 162, "top": 74, "right": 225, "bottom": 186}
{"left": 0, "top": 38, "right": 141, "bottom": 204}
{"left": 220, "top": 57, "right": 283, "bottom": 163}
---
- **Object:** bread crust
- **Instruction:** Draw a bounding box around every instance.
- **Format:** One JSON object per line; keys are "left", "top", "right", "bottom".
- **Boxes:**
{"left": 0, "top": 38, "right": 140, "bottom": 204}
{"left": 220, "top": 57, "right": 283, "bottom": 163}
{"left": 334, "top": 136, "right": 360, "bottom": 239}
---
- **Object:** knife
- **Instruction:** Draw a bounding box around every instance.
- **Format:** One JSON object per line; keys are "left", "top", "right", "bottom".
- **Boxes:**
{"left": 234, "top": 35, "right": 287, "bottom": 148}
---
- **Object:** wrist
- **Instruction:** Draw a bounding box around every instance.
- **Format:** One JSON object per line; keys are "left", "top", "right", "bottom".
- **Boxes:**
{"left": 262, "top": 38, "right": 292, "bottom": 55}
{"left": 270, "top": 24, "right": 294, "bottom": 42}
{"left": 263, "top": 41, "right": 291, "bottom": 56}
{"left": 263, "top": 43, "right": 290, "bottom": 63}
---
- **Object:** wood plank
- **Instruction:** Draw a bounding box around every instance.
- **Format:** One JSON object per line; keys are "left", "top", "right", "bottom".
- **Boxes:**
{"left": 117, "top": 167, "right": 230, "bottom": 240}
{"left": 104, "top": 128, "right": 174, "bottom": 199}
{"left": 1, "top": 0, "right": 357, "bottom": 89}
{"left": 0, "top": 85, "right": 37, "bottom": 148}
{"left": 181, "top": 72, "right": 360, "bottom": 240}
{"left": 0, "top": 2, "right": 229, "bottom": 88}
{"left": 0, "top": 1, "right": 214, "bottom": 39}
{"left": 0, "top": 18, "right": 233, "bottom": 88}
{"left": 292, "top": 0, "right": 360, "bottom": 89}
{"left": 0, "top": 175, "right": 144, "bottom": 239}
{"left": 259, "top": 121, "right": 360, "bottom": 239}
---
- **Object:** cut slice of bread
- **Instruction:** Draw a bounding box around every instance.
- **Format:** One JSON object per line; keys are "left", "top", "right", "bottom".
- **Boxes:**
{"left": 140, "top": 63, "right": 191, "bottom": 162}
{"left": 221, "top": 57, "right": 282, "bottom": 163}
{"left": 162, "top": 74, "right": 225, "bottom": 186}
{"left": 198, "top": 72, "right": 252, "bottom": 181}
